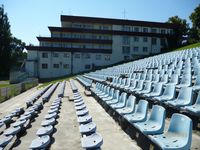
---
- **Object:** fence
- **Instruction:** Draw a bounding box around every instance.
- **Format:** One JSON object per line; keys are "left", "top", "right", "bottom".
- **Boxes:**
{"left": 0, "top": 78, "right": 38, "bottom": 103}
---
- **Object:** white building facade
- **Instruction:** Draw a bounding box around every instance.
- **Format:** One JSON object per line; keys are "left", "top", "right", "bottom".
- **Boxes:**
{"left": 26, "top": 15, "right": 178, "bottom": 79}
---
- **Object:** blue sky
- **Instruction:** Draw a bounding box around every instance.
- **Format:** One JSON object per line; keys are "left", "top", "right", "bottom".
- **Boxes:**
{"left": 1, "top": 0, "right": 199, "bottom": 45}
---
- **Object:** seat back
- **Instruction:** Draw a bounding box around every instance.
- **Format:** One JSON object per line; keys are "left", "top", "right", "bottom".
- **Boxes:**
{"left": 180, "top": 74, "right": 191, "bottom": 85}
{"left": 126, "top": 95, "right": 136, "bottom": 109}
{"left": 113, "top": 90, "right": 120, "bottom": 100}
{"left": 149, "top": 105, "right": 166, "bottom": 129}
{"left": 105, "top": 86, "right": 111, "bottom": 95}
{"left": 195, "top": 91, "right": 200, "bottom": 105}
{"left": 160, "top": 74, "right": 168, "bottom": 83}
{"left": 169, "top": 74, "right": 179, "bottom": 84}
{"left": 168, "top": 113, "right": 192, "bottom": 149}
{"left": 136, "top": 100, "right": 148, "bottom": 114}
{"left": 136, "top": 80, "right": 144, "bottom": 89}
{"left": 125, "top": 78, "right": 131, "bottom": 87}
{"left": 118, "top": 92, "right": 127, "bottom": 103}
{"left": 153, "top": 83, "right": 163, "bottom": 93}
{"left": 177, "top": 87, "right": 192, "bottom": 103}
{"left": 163, "top": 84, "right": 175, "bottom": 98}
{"left": 194, "top": 75, "right": 200, "bottom": 86}
{"left": 108, "top": 88, "right": 115, "bottom": 97}
{"left": 152, "top": 74, "right": 159, "bottom": 82}
{"left": 143, "top": 82, "right": 152, "bottom": 91}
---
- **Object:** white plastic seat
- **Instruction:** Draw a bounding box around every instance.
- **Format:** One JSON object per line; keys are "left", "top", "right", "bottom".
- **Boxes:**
{"left": 41, "top": 118, "right": 56, "bottom": 126}
{"left": 79, "top": 122, "right": 96, "bottom": 134}
{"left": 36, "top": 125, "right": 53, "bottom": 136}
{"left": 81, "top": 133, "right": 103, "bottom": 149}
{"left": 77, "top": 114, "right": 92, "bottom": 124}
{"left": 0, "top": 135, "right": 13, "bottom": 147}
{"left": 29, "top": 135, "right": 51, "bottom": 149}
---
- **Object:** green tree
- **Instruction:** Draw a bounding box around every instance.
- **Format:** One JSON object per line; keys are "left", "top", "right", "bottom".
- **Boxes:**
{"left": 0, "top": 5, "right": 12, "bottom": 78}
{"left": 188, "top": 4, "right": 200, "bottom": 43}
{"left": 167, "top": 16, "right": 189, "bottom": 46}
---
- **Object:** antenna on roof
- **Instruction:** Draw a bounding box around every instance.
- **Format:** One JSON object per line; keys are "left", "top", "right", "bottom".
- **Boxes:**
{"left": 122, "top": 9, "right": 127, "bottom": 19}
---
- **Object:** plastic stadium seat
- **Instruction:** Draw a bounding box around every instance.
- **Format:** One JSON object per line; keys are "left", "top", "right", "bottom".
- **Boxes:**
{"left": 192, "top": 75, "right": 200, "bottom": 91}
{"left": 166, "top": 87, "right": 193, "bottom": 107}
{"left": 150, "top": 113, "right": 192, "bottom": 150}
{"left": 152, "top": 74, "right": 160, "bottom": 83}
{"left": 76, "top": 108, "right": 89, "bottom": 116}
{"left": 165, "top": 74, "right": 179, "bottom": 86}
{"left": 159, "top": 74, "right": 168, "bottom": 84}
{"left": 127, "top": 80, "right": 137, "bottom": 91}
{"left": 136, "top": 81, "right": 152, "bottom": 95}
{"left": 176, "top": 74, "right": 191, "bottom": 88}
{"left": 134, "top": 105, "right": 166, "bottom": 135}
{"left": 81, "top": 133, "right": 103, "bottom": 149}
{"left": 183, "top": 91, "right": 200, "bottom": 117}
{"left": 130, "top": 80, "right": 144, "bottom": 92}
{"left": 116, "top": 95, "right": 136, "bottom": 115}
{"left": 44, "top": 112, "right": 58, "bottom": 120}
{"left": 124, "top": 100, "right": 148, "bottom": 123}
{"left": 102, "top": 88, "right": 114, "bottom": 101}
{"left": 153, "top": 84, "right": 175, "bottom": 102}
{"left": 123, "top": 78, "right": 131, "bottom": 89}
{"left": 106, "top": 90, "right": 120, "bottom": 105}
{"left": 41, "top": 118, "right": 56, "bottom": 126}
{"left": 0, "top": 135, "right": 13, "bottom": 147}
{"left": 99, "top": 86, "right": 110, "bottom": 99}
{"left": 110, "top": 92, "right": 127, "bottom": 109}
{"left": 143, "top": 83, "right": 163, "bottom": 98}
{"left": 29, "top": 135, "right": 51, "bottom": 149}
{"left": 36, "top": 125, "right": 54, "bottom": 136}
{"left": 77, "top": 114, "right": 92, "bottom": 124}
{"left": 79, "top": 122, "right": 96, "bottom": 135}
{"left": 4, "top": 126, "right": 21, "bottom": 136}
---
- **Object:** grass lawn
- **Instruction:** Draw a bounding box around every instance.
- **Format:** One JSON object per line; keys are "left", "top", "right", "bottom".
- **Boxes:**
{"left": 175, "top": 42, "right": 200, "bottom": 51}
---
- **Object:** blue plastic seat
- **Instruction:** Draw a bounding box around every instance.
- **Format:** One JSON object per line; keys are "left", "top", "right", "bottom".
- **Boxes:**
{"left": 183, "top": 91, "right": 200, "bottom": 117}
{"left": 79, "top": 122, "right": 96, "bottom": 135}
{"left": 159, "top": 74, "right": 168, "bottom": 84}
{"left": 106, "top": 90, "right": 120, "bottom": 105}
{"left": 165, "top": 74, "right": 179, "bottom": 86}
{"left": 192, "top": 75, "right": 200, "bottom": 91}
{"left": 166, "top": 87, "right": 193, "bottom": 107}
{"left": 176, "top": 74, "right": 191, "bottom": 88}
{"left": 150, "top": 113, "right": 192, "bottom": 150}
{"left": 143, "top": 83, "right": 163, "bottom": 98}
{"left": 99, "top": 86, "right": 110, "bottom": 99}
{"left": 134, "top": 105, "right": 166, "bottom": 135}
{"left": 152, "top": 74, "right": 160, "bottom": 83}
{"left": 0, "top": 135, "right": 13, "bottom": 147}
{"left": 110, "top": 92, "right": 127, "bottom": 109}
{"left": 116, "top": 95, "right": 136, "bottom": 115}
{"left": 77, "top": 114, "right": 92, "bottom": 124}
{"left": 102, "top": 88, "right": 114, "bottom": 101}
{"left": 29, "top": 135, "right": 51, "bottom": 150}
{"left": 127, "top": 80, "right": 137, "bottom": 91}
{"left": 153, "top": 84, "right": 175, "bottom": 102}
{"left": 36, "top": 125, "right": 54, "bottom": 136}
{"left": 81, "top": 133, "right": 103, "bottom": 149}
{"left": 124, "top": 100, "right": 148, "bottom": 123}
{"left": 130, "top": 80, "right": 144, "bottom": 92}
{"left": 136, "top": 81, "right": 152, "bottom": 94}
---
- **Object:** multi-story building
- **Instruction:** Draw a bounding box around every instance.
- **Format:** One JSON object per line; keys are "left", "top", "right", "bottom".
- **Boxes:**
{"left": 25, "top": 15, "right": 178, "bottom": 78}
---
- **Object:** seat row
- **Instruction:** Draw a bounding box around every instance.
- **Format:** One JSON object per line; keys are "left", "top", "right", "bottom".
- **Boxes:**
{"left": 76, "top": 76, "right": 92, "bottom": 89}
{"left": 0, "top": 82, "right": 59, "bottom": 150}
{"left": 69, "top": 80, "right": 103, "bottom": 150}
{"left": 91, "top": 82, "right": 193, "bottom": 150}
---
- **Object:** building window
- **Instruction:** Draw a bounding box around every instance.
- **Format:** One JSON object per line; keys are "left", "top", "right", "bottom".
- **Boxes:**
{"left": 105, "top": 55, "right": 110, "bottom": 61}
{"left": 134, "top": 36, "right": 139, "bottom": 42}
{"left": 143, "top": 37, "right": 148, "bottom": 42}
{"left": 64, "top": 53, "right": 70, "bottom": 58}
{"left": 161, "top": 29, "right": 166, "bottom": 34}
{"left": 85, "top": 53, "right": 91, "bottom": 59}
{"left": 143, "top": 28, "right": 148, "bottom": 33}
{"left": 85, "top": 64, "right": 91, "bottom": 69}
{"left": 74, "top": 54, "right": 81, "bottom": 59}
{"left": 42, "top": 53, "right": 48, "bottom": 58}
{"left": 124, "top": 56, "right": 130, "bottom": 60}
{"left": 96, "top": 55, "right": 101, "bottom": 60}
{"left": 122, "top": 36, "right": 130, "bottom": 45}
{"left": 42, "top": 64, "right": 48, "bottom": 69}
{"left": 53, "top": 53, "right": 59, "bottom": 57}
{"left": 122, "top": 26, "right": 131, "bottom": 31}
{"left": 133, "top": 46, "right": 139, "bottom": 52}
{"left": 53, "top": 64, "right": 59, "bottom": 69}
{"left": 151, "top": 28, "right": 157, "bottom": 33}
{"left": 122, "top": 46, "right": 130, "bottom": 54}
{"left": 63, "top": 64, "right": 70, "bottom": 69}
{"left": 152, "top": 38, "right": 157, "bottom": 45}
{"left": 161, "top": 38, "right": 166, "bottom": 46}
{"left": 143, "top": 47, "right": 148, "bottom": 52}
{"left": 134, "top": 27, "right": 139, "bottom": 32}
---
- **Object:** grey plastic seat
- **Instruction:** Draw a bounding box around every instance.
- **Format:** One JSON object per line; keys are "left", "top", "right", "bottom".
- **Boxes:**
{"left": 165, "top": 74, "right": 179, "bottom": 86}
{"left": 153, "top": 84, "right": 175, "bottom": 102}
{"left": 159, "top": 74, "right": 168, "bottom": 84}
{"left": 74, "top": 101, "right": 85, "bottom": 106}
{"left": 75, "top": 104, "right": 86, "bottom": 111}
{"left": 136, "top": 81, "right": 152, "bottom": 94}
{"left": 0, "top": 116, "right": 11, "bottom": 124}
{"left": 124, "top": 100, "right": 148, "bottom": 123}
{"left": 29, "top": 135, "right": 51, "bottom": 150}
{"left": 41, "top": 118, "right": 56, "bottom": 126}
{"left": 110, "top": 92, "right": 127, "bottom": 109}
{"left": 123, "top": 78, "right": 131, "bottom": 89}
{"left": 183, "top": 91, "right": 200, "bottom": 116}
{"left": 0, "top": 135, "right": 13, "bottom": 147}
{"left": 152, "top": 74, "right": 160, "bottom": 83}
{"left": 106, "top": 90, "right": 120, "bottom": 105}
{"left": 81, "top": 133, "right": 103, "bottom": 149}
{"left": 176, "top": 74, "right": 191, "bottom": 88}
{"left": 11, "top": 119, "right": 27, "bottom": 127}
{"left": 79, "top": 122, "right": 96, "bottom": 134}
{"left": 116, "top": 95, "right": 136, "bottom": 115}
{"left": 4, "top": 126, "right": 21, "bottom": 136}
{"left": 36, "top": 125, "right": 53, "bottom": 136}
{"left": 77, "top": 114, "right": 92, "bottom": 124}
{"left": 193, "top": 75, "right": 200, "bottom": 91}
{"left": 44, "top": 112, "right": 57, "bottom": 119}
{"left": 98, "top": 86, "right": 109, "bottom": 98}
{"left": 166, "top": 87, "right": 193, "bottom": 107}
{"left": 134, "top": 105, "right": 166, "bottom": 135}
{"left": 99, "top": 86, "right": 110, "bottom": 99}
{"left": 150, "top": 113, "right": 192, "bottom": 150}
{"left": 76, "top": 108, "right": 89, "bottom": 116}
{"left": 48, "top": 108, "right": 59, "bottom": 114}
{"left": 128, "top": 80, "right": 137, "bottom": 91}
{"left": 143, "top": 83, "right": 163, "bottom": 98}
